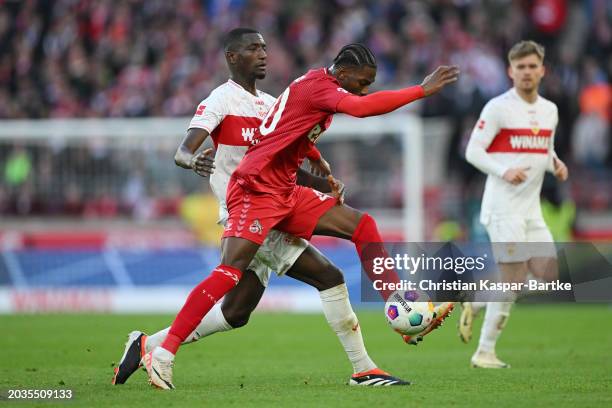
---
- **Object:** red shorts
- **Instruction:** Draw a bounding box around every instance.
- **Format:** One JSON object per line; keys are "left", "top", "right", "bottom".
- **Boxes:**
{"left": 223, "top": 179, "right": 338, "bottom": 245}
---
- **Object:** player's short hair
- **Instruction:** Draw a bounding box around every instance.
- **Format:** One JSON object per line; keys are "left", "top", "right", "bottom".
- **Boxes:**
{"left": 224, "top": 27, "right": 260, "bottom": 52}
{"left": 507, "top": 40, "right": 545, "bottom": 63}
{"left": 333, "top": 43, "right": 377, "bottom": 69}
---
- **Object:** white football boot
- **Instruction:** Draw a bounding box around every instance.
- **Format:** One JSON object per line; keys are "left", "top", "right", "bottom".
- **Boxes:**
{"left": 142, "top": 347, "right": 175, "bottom": 390}
{"left": 470, "top": 350, "right": 510, "bottom": 369}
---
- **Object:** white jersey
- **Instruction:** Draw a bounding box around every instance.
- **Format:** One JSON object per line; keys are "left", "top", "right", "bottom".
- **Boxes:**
{"left": 188, "top": 79, "right": 276, "bottom": 223}
{"left": 466, "top": 88, "right": 558, "bottom": 223}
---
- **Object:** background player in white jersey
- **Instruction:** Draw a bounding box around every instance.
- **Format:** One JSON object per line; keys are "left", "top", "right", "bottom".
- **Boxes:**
{"left": 113, "top": 28, "right": 421, "bottom": 387}
{"left": 461, "top": 40, "right": 569, "bottom": 368}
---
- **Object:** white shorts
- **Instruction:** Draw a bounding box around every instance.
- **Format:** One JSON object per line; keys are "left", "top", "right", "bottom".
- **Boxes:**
{"left": 247, "top": 229, "right": 309, "bottom": 287}
{"left": 484, "top": 216, "right": 557, "bottom": 263}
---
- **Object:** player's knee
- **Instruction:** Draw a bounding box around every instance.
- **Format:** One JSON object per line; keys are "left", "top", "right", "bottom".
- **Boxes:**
{"left": 351, "top": 212, "right": 381, "bottom": 243}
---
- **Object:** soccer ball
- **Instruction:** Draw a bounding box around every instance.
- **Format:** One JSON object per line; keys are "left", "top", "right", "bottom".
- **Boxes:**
{"left": 384, "top": 290, "right": 435, "bottom": 335}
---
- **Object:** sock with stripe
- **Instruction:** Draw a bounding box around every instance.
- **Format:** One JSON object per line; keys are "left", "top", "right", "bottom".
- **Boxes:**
{"left": 351, "top": 213, "right": 401, "bottom": 301}
{"left": 161, "top": 265, "right": 241, "bottom": 355}
{"left": 145, "top": 303, "right": 232, "bottom": 353}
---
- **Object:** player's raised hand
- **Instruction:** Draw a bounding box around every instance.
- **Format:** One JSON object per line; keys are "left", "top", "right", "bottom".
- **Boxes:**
{"left": 309, "top": 156, "right": 332, "bottom": 177}
{"left": 327, "top": 175, "right": 346, "bottom": 205}
{"left": 190, "top": 148, "right": 215, "bottom": 177}
{"left": 420, "top": 65, "right": 460, "bottom": 96}
{"left": 502, "top": 166, "right": 530, "bottom": 185}
{"left": 553, "top": 156, "right": 568, "bottom": 182}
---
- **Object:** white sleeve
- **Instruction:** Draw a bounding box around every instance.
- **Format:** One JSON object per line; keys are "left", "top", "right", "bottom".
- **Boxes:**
{"left": 465, "top": 101, "right": 508, "bottom": 178}
{"left": 188, "top": 89, "right": 226, "bottom": 133}
{"left": 546, "top": 106, "right": 559, "bottom": 173}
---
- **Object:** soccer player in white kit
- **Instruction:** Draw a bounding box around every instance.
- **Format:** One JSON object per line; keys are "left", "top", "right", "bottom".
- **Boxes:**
{"left": 461, "top": 40, "right": 569, "bottom": 368}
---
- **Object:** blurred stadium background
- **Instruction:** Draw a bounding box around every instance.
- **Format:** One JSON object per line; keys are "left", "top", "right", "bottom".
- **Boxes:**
{"left": 0, "top": 0, "right": 610, "bottom": 313}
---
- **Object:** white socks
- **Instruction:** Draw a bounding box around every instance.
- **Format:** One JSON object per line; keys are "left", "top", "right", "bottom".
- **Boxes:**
{"left": 145, "top": 283, "right": 377, "bottom": 375}
{"left": 477, "top": 300, "right": 513, "bottom": 354}
{"left": 319, "top": 283, "right": 376, "bottom": 374}
{"left": 471, "top": 301, "right": 486, "bottom": 315}
{"left": 145, "top": 303, "right": 232, "bottom": 353}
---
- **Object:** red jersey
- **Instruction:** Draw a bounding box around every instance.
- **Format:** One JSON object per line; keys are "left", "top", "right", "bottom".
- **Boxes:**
{"left": 233, "top": 68, "right": 350, "bottom": 193}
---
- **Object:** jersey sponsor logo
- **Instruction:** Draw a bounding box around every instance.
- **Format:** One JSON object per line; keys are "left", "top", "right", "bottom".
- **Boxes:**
{"left": 477, "top": 119, "right": 485, "bottom": 129}
{"left": 241, "top": 127, "right": 259, "bottom": 145}
{"left": 307, "top": 124, "right": 323, "bottom": 143}
{"left": 211, "top": 115, "right": 263, "bottom": 147}
{"left": 224, "top": 219, "right": 234, "bottom": 231}
{"left": 336, "top": 87, "right": 349, "bottom": 94}
{"left": 195, "top": 104, "right": 206, "bottom": 115}
{"left": 249, "top": 219, "right": 263, "bottom": 235}
{"left": 487, "top": 128, "right": 552, "bottom": 154}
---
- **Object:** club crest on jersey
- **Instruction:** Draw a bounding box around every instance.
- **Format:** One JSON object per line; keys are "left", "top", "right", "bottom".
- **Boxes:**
{"left": 477, "top": 119, "right": 485, "bottom": 129}
{"left": 249, "top": 219, "right": 263, "bottom": 235}
{"left": 242, "top": 127, "right": 259, "bottom": 145}
{"left": 313, "top": 190, "right": 331, "bottom": 201}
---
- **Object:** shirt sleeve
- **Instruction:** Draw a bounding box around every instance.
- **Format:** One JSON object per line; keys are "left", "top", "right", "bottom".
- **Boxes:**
{"left": 546, "top": 105, "right": 559, "bottom": 173}
{"left": 309, "top": 78, "right": 351, "bottom": 113}
{"left": 188, "top": 89, "right": 226, "bottom": 133}
{"left": 336, "top": 86, "right": 425, "bottom": 118}
{"left": 465, "top": 101, "right": 508, "bottom": 178}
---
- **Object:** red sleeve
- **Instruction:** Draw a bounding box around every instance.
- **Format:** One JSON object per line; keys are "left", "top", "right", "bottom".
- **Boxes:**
{"left": 305, "top": 146, "right": 321, "bottom": 161}
{"left": 336, "top": 86, "right": 425, "bottom": 118}
{"left": 310, "top": 80, "right": 352, "bottom": 112}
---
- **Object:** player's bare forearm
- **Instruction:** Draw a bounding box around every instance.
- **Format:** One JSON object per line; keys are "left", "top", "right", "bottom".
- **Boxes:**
{"left": 174, "top": 128, "right": 209, "bottom": 168}
{"left": 296, "top": 168, "right": 332, "bottom": 193}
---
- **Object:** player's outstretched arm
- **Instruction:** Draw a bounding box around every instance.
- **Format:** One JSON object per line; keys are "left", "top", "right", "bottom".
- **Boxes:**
{"left": 174, "top": 128, "right": 215, "bottom": 177}
{"left": 336, "top": 65, "right": 459, "bottom": 118}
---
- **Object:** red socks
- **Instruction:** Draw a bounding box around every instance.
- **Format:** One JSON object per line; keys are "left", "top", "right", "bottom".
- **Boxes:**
{"left": 161, "top": 265, "right": 242, "bottom": 354}
{"left": 351, "top": 213, "right": 400, "bottom": 301}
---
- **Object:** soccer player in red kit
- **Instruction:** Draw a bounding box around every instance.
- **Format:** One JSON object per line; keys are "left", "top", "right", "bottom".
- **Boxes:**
{"left": 144, "top": 43, "right": 459, "bottom": 389}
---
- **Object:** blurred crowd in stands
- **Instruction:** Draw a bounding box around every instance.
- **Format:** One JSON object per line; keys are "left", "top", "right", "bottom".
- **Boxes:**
{"left": 0, "top": 0, "right": 610, "bottom": 235}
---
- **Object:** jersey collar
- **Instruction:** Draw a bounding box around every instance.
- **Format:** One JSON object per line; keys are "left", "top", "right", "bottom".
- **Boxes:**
{"left": 228, "top": 78, "right": 261, "bottom": 98}
{"left": 511, "top": 87, "right": 540, "bottom": 106}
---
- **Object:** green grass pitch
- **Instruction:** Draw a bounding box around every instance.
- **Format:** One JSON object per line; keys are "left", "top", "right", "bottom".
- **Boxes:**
{"left": 1, "top": 305, "right": 611, "bottom": 407}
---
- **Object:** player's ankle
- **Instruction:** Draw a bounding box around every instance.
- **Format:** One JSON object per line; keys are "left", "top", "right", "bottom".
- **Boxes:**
{"left": 154, "top": 346, "right": 175, "bottom": 360}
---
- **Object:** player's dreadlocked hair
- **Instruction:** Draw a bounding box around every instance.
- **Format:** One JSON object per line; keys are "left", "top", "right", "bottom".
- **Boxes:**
{"left": 224, "top": 27, "right": 260, "bottom": 52}
{"left": 333, "top": 43, "right": 377, "bottom": 68}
